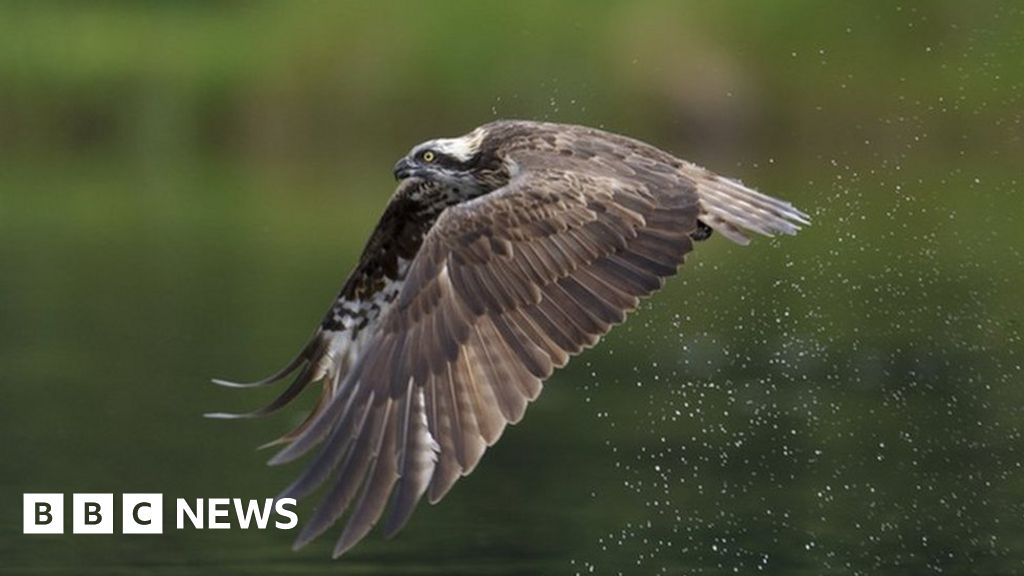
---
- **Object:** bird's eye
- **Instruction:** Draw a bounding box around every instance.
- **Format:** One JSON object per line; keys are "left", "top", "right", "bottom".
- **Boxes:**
{"left": 421, "top": 150, "right": 436, "bottom": 163}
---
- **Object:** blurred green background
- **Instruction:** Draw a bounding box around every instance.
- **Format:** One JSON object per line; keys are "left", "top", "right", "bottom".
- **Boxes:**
{"left": 2, "top": 1, "right": 1022, "bottom": 574}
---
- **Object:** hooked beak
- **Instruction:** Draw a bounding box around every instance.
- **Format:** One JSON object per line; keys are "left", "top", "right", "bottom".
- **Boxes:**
{"left": 393, "top": 157, "right": 413, "bottom": 181}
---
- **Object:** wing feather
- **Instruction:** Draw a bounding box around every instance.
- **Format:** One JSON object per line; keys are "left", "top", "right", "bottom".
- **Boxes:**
{"left": 451, "top": 348, "right": 494, "bottom": 460}
{"left": 382, "top": 387, "right": 437, "bottom": 537}
{"left": 333, "top": 398, "right": 401, "bottom": 557}
{"left": 425, "top": 370, "right": 462, "bottom": 503}
{"left": 278, "top": 385, "right": 373, "bottom": 501}
{"left": 292, "top": 392, "right": 384, "bottom": 550}
{"left": 506, "top": 307, "right": 570, "bottom": 367}
{"left": 489, "top": 312, "right": 552, "bottom": 379}
{"left": 471, "top": 320, "right": 529, "bottom": 424}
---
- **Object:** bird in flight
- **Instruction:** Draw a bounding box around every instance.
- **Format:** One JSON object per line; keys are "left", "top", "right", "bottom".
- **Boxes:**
{"left": 209, "top": 120, "right": 808, "bottom": 557}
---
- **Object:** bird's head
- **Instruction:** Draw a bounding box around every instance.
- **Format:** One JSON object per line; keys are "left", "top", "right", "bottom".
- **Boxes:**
{"left": 393, "top": 127, "right": 504, "bottom": 196}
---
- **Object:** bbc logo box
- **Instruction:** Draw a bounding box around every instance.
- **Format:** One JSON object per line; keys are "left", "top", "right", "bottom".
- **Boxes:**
{"left": 122, "top": 493, "right": 163, "bottom": 534}
{"left": 23, "top": 494, "right": 64, "bottom": 534}
{"left": 23, "top": 493, "right": 164, "bottom": 535}
{"left": 72, "top": 493, "right": 114, "bottom": 534}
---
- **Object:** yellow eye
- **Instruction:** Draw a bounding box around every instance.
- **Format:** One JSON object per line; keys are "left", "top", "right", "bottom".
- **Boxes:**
{"left": 422, "top": 150, "right": 436, "bottom": 163}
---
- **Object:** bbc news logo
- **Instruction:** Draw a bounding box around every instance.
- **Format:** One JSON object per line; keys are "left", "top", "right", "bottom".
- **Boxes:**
{"left": 23, "top": 494, "right": 297, "bottom": 534}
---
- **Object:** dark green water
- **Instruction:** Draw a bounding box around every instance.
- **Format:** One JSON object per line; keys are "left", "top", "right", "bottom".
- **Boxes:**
{"left": 2, "top": 2, "right": 1022, "bottom": 574}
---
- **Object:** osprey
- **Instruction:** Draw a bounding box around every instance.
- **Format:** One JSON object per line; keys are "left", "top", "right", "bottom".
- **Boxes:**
{"left": 209, "top": 120, "right": 809, "bottom": 557}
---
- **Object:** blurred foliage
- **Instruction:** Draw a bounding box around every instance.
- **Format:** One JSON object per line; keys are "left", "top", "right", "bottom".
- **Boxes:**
{"left": 1, "top": 1, "right": 1022, "bottom": 574}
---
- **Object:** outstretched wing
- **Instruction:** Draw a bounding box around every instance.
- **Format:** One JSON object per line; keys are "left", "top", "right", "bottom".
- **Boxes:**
{"left": 223, "top": 124, "right": 809, "bottom": 558}
{"left": 274, "top": 167, "right": 701, "bottom": 557}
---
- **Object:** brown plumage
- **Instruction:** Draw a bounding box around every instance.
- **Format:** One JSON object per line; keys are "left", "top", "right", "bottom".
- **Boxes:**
{"left": 209, "top": 120, "right": 809, "bottom": 557}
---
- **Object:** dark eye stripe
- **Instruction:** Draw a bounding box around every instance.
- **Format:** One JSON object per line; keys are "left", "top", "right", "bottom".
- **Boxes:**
{"left": 438, "top": 152, "right": 480, "bottom": 171}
